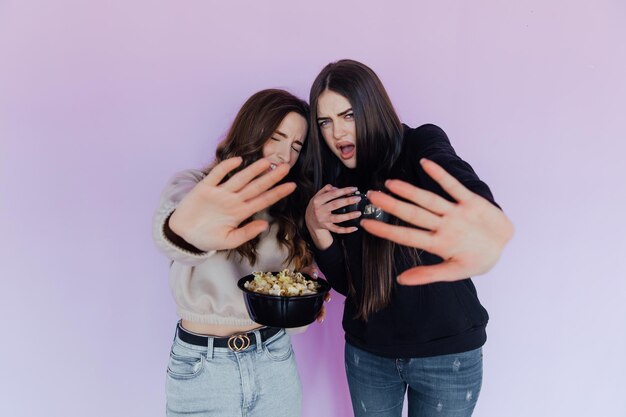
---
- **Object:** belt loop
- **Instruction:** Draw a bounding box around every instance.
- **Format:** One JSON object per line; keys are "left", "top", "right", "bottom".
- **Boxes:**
{"left": 253, "top": 329, "right": 263, "bottom": 353}
{"left": 175, "top": 320, "right": 183, "bottom": 342}
{"left": 206, "top": 335, "right": 214, "bottom": 360}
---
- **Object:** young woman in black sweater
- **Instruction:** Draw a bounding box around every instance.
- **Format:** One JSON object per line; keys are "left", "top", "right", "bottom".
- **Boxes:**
{"left": 304, "top": 60, "right": 513, "bottom": 417}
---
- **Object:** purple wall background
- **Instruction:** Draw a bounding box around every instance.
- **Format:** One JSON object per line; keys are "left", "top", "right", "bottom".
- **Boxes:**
{"left": 2, "top": 1, "right": 625, "bottom": 416}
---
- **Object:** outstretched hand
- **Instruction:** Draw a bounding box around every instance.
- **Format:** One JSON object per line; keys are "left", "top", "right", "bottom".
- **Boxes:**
{"left": 360, "top": 158, "right": 514, "bottom": 286}
{"left": 169, "top": 157, "right": 296, "bottom": 252}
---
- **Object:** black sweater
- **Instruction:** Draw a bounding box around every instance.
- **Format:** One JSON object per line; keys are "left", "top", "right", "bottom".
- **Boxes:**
{"left": 312, "top": 124, "right": 497, "bottom": 358}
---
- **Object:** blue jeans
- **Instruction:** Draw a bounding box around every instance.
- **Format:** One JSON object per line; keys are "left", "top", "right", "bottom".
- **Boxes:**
{"left": 345, "top": 342, "right": 482, "bottom": 417}
{"left": 166, "top": 326, "right": 301, "bottom": 416}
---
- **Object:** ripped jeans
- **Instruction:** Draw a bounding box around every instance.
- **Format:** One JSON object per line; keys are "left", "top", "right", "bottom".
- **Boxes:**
{"left": 345, "top": 342, "right": 482, "bottom": 417}
{"left": 166, "top": 327, "right": 301, "bottom": 417}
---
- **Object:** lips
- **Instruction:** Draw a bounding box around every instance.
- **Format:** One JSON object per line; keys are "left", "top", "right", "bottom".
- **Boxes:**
{"left": 337, "top": 143, "right": 355, "bottom": 160}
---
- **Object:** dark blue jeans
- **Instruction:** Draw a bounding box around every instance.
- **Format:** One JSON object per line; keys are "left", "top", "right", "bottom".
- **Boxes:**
{"left": 345, "top": 342, "right": 482, "bottom": 417}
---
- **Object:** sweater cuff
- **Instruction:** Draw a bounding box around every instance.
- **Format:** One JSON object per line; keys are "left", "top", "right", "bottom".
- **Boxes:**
{"left": 311, "top": 238, "right": 344, "bottom": 264}
{"left": 164, "top": 212, "right": 205, "bottom": 254}
{"left": 153, "top": 204, "right": 216, "bottom": 265}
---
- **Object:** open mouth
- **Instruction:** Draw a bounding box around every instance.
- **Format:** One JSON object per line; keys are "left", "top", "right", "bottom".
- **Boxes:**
{"left": 337, "top": 143, "right": 355, "bottom": 160}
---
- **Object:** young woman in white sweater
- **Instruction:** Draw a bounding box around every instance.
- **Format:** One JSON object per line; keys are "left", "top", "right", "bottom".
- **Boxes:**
{"left": 153, "top": 89, "right": 329, "bottom": 417}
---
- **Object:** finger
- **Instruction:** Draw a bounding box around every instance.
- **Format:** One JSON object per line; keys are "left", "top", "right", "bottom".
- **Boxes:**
{"left": 244, "top": 182, "right": 297, "bottom": 213}
{"left": 221, "top": 159, "right": 272, "bottom": 192}
{"left": 239, "top": 164, "right": 291, "bottom": 201}
{"left": 315, "top": 184, "right": 335, "bottom": 195}
{"left": 327, "top": 223, "right": 359, "bottom": 234}
{"left": 366, "top": 191, "right": 440, "bottom": 230}
{"left": 383, "top": 180, "right": 454, "bottom": 216}
{"left": 221, "top": 220, "right": 269, "bottom": 249}
{"left": 203, "top": 157, "right": 243, "bottom": 186}
{"left": 420, "top": 158, "right": 474, "bottom": 203}
{"left": 316, "top": 306, "right": 326, "bottom": 323}
{"left": 299, "top": 265, "right": 318, "bottom": 278}
{"left": 329, "top": 210, "right": 362, "bottom": 224}
{"left": 324, "top": 195, "right": 362, "bottom": 211}
{"left": 317, "top": 186, "right": 359, "bottom": 205}
{"left": 396, "top": 262, "right": 468, "bottom": 286}
{"left": 360, "top": 219, "right": 435, "bottom": 252}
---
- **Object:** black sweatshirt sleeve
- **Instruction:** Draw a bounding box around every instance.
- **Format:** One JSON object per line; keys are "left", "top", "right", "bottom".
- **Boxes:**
{"left": 310, "top": 238, "right": 349, "bottom": 296}
{"left": 409, "top": 124, "right": 500, "bottom": 208}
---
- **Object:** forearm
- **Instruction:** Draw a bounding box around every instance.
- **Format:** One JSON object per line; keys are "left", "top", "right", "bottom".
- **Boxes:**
{"left": 307, "top": 227, "right": 334, "bottom": 251}
{"left": 311, "top": 239, "right": 349, "bottom": 296}
{"left": 152, "top": 170, "right": 216, "bottom": 265}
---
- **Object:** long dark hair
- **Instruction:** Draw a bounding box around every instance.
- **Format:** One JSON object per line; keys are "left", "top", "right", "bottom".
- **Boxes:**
{"left": 205, "top": 89, "right": 317, "bottom": 270}
{"left": 310, "top": 59, "right": 419, "bottom": 320}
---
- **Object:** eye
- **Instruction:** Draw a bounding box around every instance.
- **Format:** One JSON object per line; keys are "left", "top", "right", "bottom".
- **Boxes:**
{"left": 271, "top": 136, "right": 280, "bottom": 142}
{"left": 345, "top": 112, "right": 354, "bottom": 120}
{"left": 318, "top": 119, "right": 330, "bottom": 128}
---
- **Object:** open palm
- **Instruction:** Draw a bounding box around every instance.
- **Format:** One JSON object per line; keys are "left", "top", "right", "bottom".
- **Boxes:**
{"left": 361, "top": 158, "right": 514, "bottom": 285}
{"left": 169, "top": 157, "right": 296, "bottom": 252}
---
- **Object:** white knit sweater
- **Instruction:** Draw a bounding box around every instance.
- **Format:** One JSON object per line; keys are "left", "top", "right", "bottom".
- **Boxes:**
{"left": 152, "top": 169, "right": 298, "bottom": 327}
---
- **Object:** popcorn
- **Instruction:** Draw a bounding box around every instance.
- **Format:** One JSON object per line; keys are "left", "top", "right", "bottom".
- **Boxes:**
{"left": 244, "top": 269, "right": 320, "bottom": 296}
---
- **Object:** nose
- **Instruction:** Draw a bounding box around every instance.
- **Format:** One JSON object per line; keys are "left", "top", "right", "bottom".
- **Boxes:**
{"left": 333, "top": 121, "right": 347, "bottom": 140}
{"left": 277, "top": 144, "right": 291, "bottom": 165}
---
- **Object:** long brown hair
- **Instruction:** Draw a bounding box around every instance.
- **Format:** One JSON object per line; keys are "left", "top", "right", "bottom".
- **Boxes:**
{"left": 204, "top": 89, "right": 317, "bottom": 270}
{"left": 310, "top": 60, "right": 420, "bottom": 321}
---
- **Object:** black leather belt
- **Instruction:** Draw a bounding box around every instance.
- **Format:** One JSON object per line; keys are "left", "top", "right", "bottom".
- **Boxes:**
{"left": 177, "top": 323, "right": 281, "bottom": 352}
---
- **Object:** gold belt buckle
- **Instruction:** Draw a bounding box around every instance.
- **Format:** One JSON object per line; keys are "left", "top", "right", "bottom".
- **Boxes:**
{"left": 227, "top": 334, "right": 251, "bottom": 352}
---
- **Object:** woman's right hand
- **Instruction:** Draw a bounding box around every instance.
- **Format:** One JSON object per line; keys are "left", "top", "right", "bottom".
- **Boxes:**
{"left": 305, "top": 184, "right": 363, "bottom": 249}
{"left": 169, "top": 157, "right": 295, "bottom": 252}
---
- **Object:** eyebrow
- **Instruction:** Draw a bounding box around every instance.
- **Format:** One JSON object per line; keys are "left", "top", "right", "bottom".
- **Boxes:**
{"left": 274, "top": 130, "right": 303, "bottom": 146}
{"left": 317, "top": 108, "right": 353, "bottom": 121}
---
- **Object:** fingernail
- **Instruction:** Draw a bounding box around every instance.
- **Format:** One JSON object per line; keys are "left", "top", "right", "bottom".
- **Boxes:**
{"left": 396, "top": 275, "right": 403, "bottom": 284}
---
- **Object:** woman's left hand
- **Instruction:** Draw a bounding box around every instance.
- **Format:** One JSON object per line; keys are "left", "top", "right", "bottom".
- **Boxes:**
{"left": 360, "top": 158, "right": 514, "bottom": 286}
{"left": 301, "top": 264, "right": 331, "bottom": 323}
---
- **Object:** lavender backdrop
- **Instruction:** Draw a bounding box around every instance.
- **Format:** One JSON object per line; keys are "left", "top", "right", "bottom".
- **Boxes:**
{"left": 2, "top": 1, "right": 625, "bottom": 416}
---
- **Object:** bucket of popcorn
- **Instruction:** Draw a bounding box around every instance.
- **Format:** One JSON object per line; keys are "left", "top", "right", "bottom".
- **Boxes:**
{"left": 237, "top": 269, "right": 331, "bottom": 328}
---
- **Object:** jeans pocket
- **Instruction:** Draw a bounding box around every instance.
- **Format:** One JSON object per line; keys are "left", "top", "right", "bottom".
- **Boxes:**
{"left": 263, "top": 331, "right": 293, "bottom": 362}
{"left": 457, "top": 347, "right": 483, "bottom": 367}
{"left": 167, "top": 350, "right": 206, "bottom": 380}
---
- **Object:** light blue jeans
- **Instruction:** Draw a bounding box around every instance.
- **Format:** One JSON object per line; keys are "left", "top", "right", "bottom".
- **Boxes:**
{"left": 345, "top": 342, "right": 483, "bottom": 417}
{"left": 166, "top": 326, "right": 301, "bottom": 417}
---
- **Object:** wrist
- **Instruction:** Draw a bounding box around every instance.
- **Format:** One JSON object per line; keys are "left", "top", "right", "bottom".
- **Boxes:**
{"left": 164, "top": 212, "right": 206, "bottom": 254}
{"left": 310, "top": 228, "right": 333, "bottom": 251}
